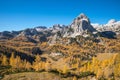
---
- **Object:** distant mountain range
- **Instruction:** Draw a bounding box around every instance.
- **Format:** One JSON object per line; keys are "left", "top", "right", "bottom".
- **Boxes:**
{"left": 0, "top": 13, "right": 120, "bottom": 43}
{"left": 92, "top": 19, "right": 120, "bottom": 35}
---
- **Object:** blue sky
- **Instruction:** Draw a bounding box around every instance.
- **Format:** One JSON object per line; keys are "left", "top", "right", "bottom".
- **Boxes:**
{"left": 0, "top": 0, "right": 120, "bottom": 31}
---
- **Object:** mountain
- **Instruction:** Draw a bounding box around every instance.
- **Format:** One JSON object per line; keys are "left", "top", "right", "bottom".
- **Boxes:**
{"left": 0, "top": 13, "right": 120, "bottom": 42}
{"left": 18, "top": 28, "right": 38, "bottom": 37}
{"left": 70, "top": 13, "right": 96, "bottom": 37}
{"left": 60, "top": 13, "right": 97, "bottom": 38}
{"left": 0, "top": 31, "right": 21, "bottom": 40}
{"left": 0, "top": 13, "right": 120, "bottom": 80}
{"left": 35, "top": 26, "right": 47, "bottom": 32}
{"left": 92, "top": 19, "right": 120, "bottom": 35}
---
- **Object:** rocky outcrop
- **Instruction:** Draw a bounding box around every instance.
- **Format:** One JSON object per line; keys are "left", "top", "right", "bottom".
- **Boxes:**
{"left": 92, "top": 20, "right": 120, "bottom": 35}
{"left": 18, "top": 28, "right": 38, "bottom": 37}
{"left": 63, "top": 13, "right": 97, "bottom": 37}
{"left": 108, "top": 19, "right": 116, "bottom": 24}
{"left": 0, "top": 31, "right": 21, "bottom": 40}
{"left": 73, "top": 14, "right": 96, "bottom": 32}
{"left": 35, "top": 26, "right": 47, "bottom": 32}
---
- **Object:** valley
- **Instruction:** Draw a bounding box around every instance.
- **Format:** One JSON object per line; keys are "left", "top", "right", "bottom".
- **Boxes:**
{"left": 0, "top": 13, "right": 120, "bottom": 80}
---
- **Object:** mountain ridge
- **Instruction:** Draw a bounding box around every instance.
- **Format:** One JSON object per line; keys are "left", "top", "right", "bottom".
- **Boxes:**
{"left": 0, "top": 13, "right": 119, "bottom": 42}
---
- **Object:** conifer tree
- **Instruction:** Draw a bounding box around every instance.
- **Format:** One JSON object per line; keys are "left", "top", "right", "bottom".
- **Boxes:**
{"left": 25, "top": 61, "right": 31, "bottom": 70}
{"left": 73, "top": 76, "right": 77, "bottom": 80}
{"left": 45, "top": 61, "right": 51, "bottom": 71}
{"left": 87, "top": 62, "right": 90, "bottom": 71}
{"left": 2, "top": 55, "right": 8, "bottom": 66}
{"left": 10, "top": 53, "right": 15, "bottom": 67}
{"left": 33, "top": 55, "right": 41, "bottom": 71}
{"left": 96, "top": 68, "right": 103, "bottom": 79}
{"left": 63, "top": 65, "right": 68, "bottom": 74}
{"left": 15, "top": 56, "right": 21, "bottom": 69}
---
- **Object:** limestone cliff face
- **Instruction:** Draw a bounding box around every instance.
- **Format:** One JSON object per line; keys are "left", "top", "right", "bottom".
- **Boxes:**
{"left": 63, "top": 13, "right": 96, "bottom": 37}
{"left": 71, "top": 13, "right": 96, "bottom": 34}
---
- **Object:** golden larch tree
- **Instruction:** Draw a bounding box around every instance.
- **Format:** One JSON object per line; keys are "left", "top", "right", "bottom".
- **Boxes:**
{"left": 33, "top": 55, "right": 41, "bottom": 71}
{"left": 2, "top": 55, "right": 8, "bottom": 66}
{"left": 10, "top": 53, "right": 15, "bottom": 67}
{"left": 73, "top": 76, "right": 77, "bottom": 80}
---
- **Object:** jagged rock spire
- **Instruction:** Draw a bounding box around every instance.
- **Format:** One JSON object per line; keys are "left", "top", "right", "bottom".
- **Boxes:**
{"left": 70, "top": 13, "right": 96, "bottom": 36}
{"left": 77, "top": 13, "right": 88, "bottom": 19}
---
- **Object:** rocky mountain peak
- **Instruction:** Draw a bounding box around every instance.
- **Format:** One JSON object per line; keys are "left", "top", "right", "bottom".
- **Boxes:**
{"left": 53, "top": 24, "right": 63, "bottom": 30}
{"left": 108, "top": 19, "right": 116, "bottom": 24}
{"left": 70, "top": 13, "right": 96, "bottom": 37}
{"left": 77, "top": 13, "right": 88, "bottom": 19}
{"left": 18, "top": 28, "right": 38, "bottom": 37}
{"left": 35, "top": 26, "right": 47, "bottom": 32}
{"left": 76, "top": 13, "right": 90, "bottom": 23}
